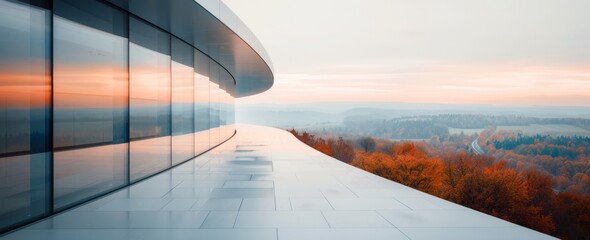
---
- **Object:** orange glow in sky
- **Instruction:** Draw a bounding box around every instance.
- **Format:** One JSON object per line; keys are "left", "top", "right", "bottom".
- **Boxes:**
{"left": 239, "top": 62, "right": 590, "bottom": 106}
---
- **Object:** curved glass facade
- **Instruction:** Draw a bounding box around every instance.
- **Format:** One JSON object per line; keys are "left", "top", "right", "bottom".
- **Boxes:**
{"left": 0, "top": 0, "right": 236, "bottom": 233}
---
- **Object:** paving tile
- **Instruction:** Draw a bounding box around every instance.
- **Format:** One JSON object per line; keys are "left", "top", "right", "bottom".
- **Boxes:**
{"left": 192, "top": 198, "right": 243, "bottom": 211}
{"left": 3, "top": 229, "right": 278, "bottom": 240}
{"left": 200, "top": 211, "right": 238, "bottom": 228}
{"left": 322, "top": 211, "right": 393, "bottom": 228}
{"left": 240, "top": 198, "right": 276, "bottom": 211}
{"left": 290, "top": 198, "right": 333, "bottom": 210}
{"left": 327, "top": 198, "right": 410, "bottom": 210}
{"left": 127, "top": 211, "right": 209, "bottom": 228}
{"left": 29, "top": 211, "right": 209, "bottom": 229}
{"left": 398, "top": 227, "right": 555, "bottom": 240}
{"left": 71, "top": 197, "right": 113, "bottom": 211}
{"left": 251, "top": 173, "right": 297, "bottom": 181}
{"left": 235, "top": 211, "right": 329, "bottom": 228}
{"left": 395, "top": 197, "right": 441, "bottom": 210}
{"left": 423, "top": 196, "right": 467, "bottom": 210}
{"left": 163, "top": 188, "right": 213, "bottom": 198}
{"left": 352, "top": 188, "right": 428, "bottom": 198}
{"left": 223, "top": 180, "right": 274, "bottom": 188}
{"left": 278, "top": 228, "right": 409, "bottom": 240}
{"left": 274, "top": 188, "right": 324, "bottom": 198}
{"left": 320, "top": 188, "right": 358, "bottom": 198}
{"left": 96, "top": 199, "right": 172, "bottom": 211}
{"left": 378, "top": 210, "right": 518, "bottom": 228}
{"left": 161, "top": 199, "right": 199, "bottom": 211}
{"left": 209, "top": 188, "right": 274, "bottom": 198}
{"left": 28, "top": 212, "right": 130, "bottom": 229}
{"left": 275, "top": 198, "right": 292, "bottom": 210}
{"left": 207, "top": 174, "right": 253, "bottom": 181}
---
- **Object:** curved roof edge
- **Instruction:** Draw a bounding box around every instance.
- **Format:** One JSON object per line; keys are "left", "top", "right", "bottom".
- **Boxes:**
{"left": 105, "top": 0, "right": 274, "bottom": 97}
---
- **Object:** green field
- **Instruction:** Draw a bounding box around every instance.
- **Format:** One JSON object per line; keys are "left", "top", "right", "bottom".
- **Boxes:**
{"left": 390, "top": 138, "right": 430, "bottom": 141}
{"left": 496, "top": 124, "right": 590, "bottom": 136}
{"left": 448, "top": 127, "right": 487, "bottom": 135}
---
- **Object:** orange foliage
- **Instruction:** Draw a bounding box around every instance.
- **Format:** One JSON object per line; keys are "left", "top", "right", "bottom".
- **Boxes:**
{"left": 454, "top": 161, "right": 555, "bottom": 234}
{"left": 329, "top": 137, "right": 356, "bottom": 163}
{"left": 390, "top": 145, "right": 443, "bottom": 194}
{"left": 551, "top": 192, "right": 590, "bottom": 239}
{"left": 313, "top": 141, "right": 333, "bottom": 156}
{"left": 351, "top": 151, "right": 395, "bottom": 179}
{"left": 352, "top": 143, "right": 443, "bottom": 194}
{"left": 393, "top": 142, "right": 427, "bottom": 158}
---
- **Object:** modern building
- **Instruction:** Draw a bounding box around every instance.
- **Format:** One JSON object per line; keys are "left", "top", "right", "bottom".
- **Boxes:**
{"left": 0, "top": 0, "right": 272, "bottom": 234}
{"left": 0, "top": 0, "right": 556, "bottom": 239}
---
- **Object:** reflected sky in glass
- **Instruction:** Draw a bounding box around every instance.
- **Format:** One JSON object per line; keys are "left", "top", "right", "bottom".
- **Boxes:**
{"left": 52, "top": 0, "right": 128, "bottom": 210}
{"left": 171, "top": 37, "right": 195, "bottom": 165}
{"left": 129, "top": 17, "right": 171, "bottom": 182}
{"left": 0, "top": 0, "right": 51, "bottom": 232}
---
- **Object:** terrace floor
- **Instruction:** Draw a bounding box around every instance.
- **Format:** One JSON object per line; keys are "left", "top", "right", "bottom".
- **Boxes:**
{"left": 1, "top": 124, "right": 555, "bottom": 240}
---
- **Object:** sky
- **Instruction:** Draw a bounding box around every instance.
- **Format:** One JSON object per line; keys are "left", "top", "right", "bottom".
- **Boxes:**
{"left": 223, "top": 0, "right": 590, "bottom": 106}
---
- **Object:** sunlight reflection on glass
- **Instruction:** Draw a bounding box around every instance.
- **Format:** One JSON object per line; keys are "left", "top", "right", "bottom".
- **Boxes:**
{"left": 52, "top": 0, "right": 128, "bottom": 210}
{"left": 129, "top": 17, "right": 171, "bottom": 182}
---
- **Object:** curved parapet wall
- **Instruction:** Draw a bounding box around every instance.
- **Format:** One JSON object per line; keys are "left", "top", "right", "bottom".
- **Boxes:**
{"left": 105, "top": 0, "right": 274, "bottom": 97}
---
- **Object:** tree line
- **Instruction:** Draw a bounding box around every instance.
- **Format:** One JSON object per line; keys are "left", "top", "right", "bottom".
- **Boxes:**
{"left": 329, "top": 114, "right": 590, "bottom": 140}
{"left": 481, "top": 130, "right": 590, "bottom": 198}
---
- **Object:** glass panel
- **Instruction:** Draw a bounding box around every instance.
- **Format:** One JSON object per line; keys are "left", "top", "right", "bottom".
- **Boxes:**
{"left": 129, "top": 17, "right": 171, "bottom": 182}
{"left": 209, "top": 61, "right": 220, "bottom": 146}
{"left": 219, "top": 69, "right": 227, "bottom": 140}
{"left": 53, "top": 0, "right": 128, "bottom": 210}
{"left": 228, "top": 77, "right": 235, "bottom": 135}
{"left": 0, "top": 0, "right": 51, "bottom": 231}
{"left": 194, "top": 50, "right": 210, "bottom": 154}
{"left": 171, "top": 37, "right": 194, "bottom": 165}
{"left": 219, "top": 68, "right": 233, "bottom": 140}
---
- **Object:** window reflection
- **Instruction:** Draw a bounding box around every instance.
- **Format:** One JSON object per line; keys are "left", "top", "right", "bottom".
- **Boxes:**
{"left": 0, "top": 0, "right": 51, "bottom": 230}
{"left": 209, "top": 62, "right": 221, "bottom": 146}
{"left": 52, "top": 0, "right": 128, "bottom": 210}
{"left": 171, "top": 37, "right": 194, "bottom": 165}
{"left": 229, "top": 81, "right": 235, "bottom": 134}
{"left": 219, "top": 69, "right": 233, "bottom": 140}
{"left": 129, "top": 17, "right": 171, "bottom": 182}
{"left": 194, "top": 50, "right": 210, "bottom": 154}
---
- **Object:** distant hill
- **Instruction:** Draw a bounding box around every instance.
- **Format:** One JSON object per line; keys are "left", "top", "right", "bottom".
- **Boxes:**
{"left": 237, "top": 102, "right": 590, "bottom": 128}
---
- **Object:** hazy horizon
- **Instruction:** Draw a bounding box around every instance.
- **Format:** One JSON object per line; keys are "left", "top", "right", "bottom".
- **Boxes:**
{"left": 236, "top": 101, "right": 590, "bottom": 130}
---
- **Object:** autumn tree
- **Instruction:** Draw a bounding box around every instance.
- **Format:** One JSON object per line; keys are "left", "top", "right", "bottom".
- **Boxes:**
{"left": 455, "top": 161, "right": 554, "bottom": 234}
{"left": 288, "top": 129, "right": 316, "bottom": 145}
{"left": 381, "top": 143, "right": 444, "bottom": 194}
{"left": 440, "top": 151, "right": 479, "bottom": 201}
{"left": 351, "top": 151, "right": 395, "bottom": 179}
{"left": 329, "top": 137, "right": 356, "bottom": 163}
{"left": 313, "top": 138, "right": 332, "bottom": 156}
{"left": 389, "top": 154, "right": 444, "bottom": 194}
{"left": 356, "top": 137, "right": 377, "bottom": 152}
{"left": 523, "top": 169, "right": 553, "bottom": 211}
{"left": 551, "top": 192, "right": 590, "bottom": 239}
{"left": 392, "top": 142, "right": 427, "bottom": 158}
